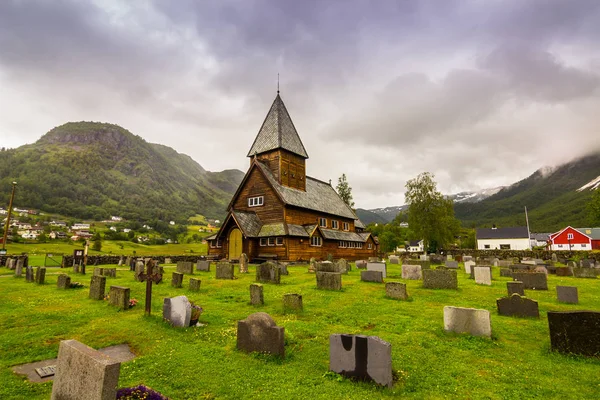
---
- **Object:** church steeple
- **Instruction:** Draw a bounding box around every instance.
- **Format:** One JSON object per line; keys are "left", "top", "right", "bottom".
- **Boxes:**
{"left": 247, "top": 94, "right": 308, "bottom": 191}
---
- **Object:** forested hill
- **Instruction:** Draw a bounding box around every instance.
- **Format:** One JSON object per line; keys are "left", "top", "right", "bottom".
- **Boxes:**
{"left": 0, "top": 122, "right": 244, "bottom": 222}
{"left": 454, "top": 152, "right": 600, "bottom": 232}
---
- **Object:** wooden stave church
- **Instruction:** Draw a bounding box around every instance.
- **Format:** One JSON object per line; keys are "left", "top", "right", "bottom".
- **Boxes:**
{"left": 206, "top": 93, "right": 378, "bottom": 261}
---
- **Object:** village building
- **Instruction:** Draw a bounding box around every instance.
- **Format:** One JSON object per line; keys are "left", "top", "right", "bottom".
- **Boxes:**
{"left": 407, "top": 240, "right": 424, "bottom": 253}
{"left": 476, "top": 226, "right": 530, "bottom": 250}
{"left": 548, "top": 226, "right": 600, "bottom": 251}
{"left": 207, "top": 93, "right": 378, "bottom": 261}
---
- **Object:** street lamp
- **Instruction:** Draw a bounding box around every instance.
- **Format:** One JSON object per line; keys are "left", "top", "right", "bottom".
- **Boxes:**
{"left": 1, "top": 181, "right": 17, "bottom": 253}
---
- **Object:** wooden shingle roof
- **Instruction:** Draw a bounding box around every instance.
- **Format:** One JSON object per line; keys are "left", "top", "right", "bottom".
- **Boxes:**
{"left": 247, "top": 94, "right": 309, "bottom": 159}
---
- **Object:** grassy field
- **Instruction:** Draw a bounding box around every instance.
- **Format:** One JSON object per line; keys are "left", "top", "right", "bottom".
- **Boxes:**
{"left": 1, "top": 263, "right": 599, "bottom": 399}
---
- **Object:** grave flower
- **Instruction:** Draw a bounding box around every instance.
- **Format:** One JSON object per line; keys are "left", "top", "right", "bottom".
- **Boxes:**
{"left": 190, "top": 302, "right": 203, "bottom": 326}
{"left": 129, "top": 298, "right": 138, "bottom": 308}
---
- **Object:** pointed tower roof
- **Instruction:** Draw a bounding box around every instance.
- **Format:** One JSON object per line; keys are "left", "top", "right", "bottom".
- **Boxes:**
{"left": 247, "top": 94, "right": 309, "bottom": 158}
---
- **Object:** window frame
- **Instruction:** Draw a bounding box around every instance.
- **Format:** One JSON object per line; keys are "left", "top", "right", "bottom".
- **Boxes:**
{"left": 248, "top": 196, "right": 264, "bottom": 207}
{"left": 311, "top": 236, "right": 322, "bottom": 247}
{"left": 331, "top": 220, "right": 339, "bottom": 229}
{"left": 343, "top": 222, "right": 349, "bottom": 231}
{"left": 319, "top": 217, "right": 327, "bottom": 228}
{"left": 276, "top": 237, "right": 284, "bottom": 246}
{"left": 268, "top": 237, "right": 275, "bottom": 246}
{"left": 216, "top": 239, "right": 223, "bottom": 248}
{"left": 567, "top": 233, "right": 574, "bottom": 240}
{"left": 259, "top": 238, "right": 267, "bottom": 246}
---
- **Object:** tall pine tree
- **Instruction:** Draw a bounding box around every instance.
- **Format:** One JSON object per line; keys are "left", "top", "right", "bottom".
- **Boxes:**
{"left": 336, "top": 174, "right": 354, "bottom": 208}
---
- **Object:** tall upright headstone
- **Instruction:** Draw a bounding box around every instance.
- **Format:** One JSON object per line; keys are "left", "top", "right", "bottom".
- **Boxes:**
{"left": 239, "top": 253, "right": 249, "bottom": 274}
{"left": 90, "top": 275, "right": 106, "bottom": 300}
{"left": 237, "top": 313, "right": 285, "bottom": 357}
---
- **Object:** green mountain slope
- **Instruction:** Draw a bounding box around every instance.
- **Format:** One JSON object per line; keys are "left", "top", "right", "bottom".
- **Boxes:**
{"left": 454, "top": 152, "right": 600, "bottom": 232}
{"left": 0, "top": 122, "right": 244, "bottom": 222}
{"left": 355, "top": 208, "right": 389, "bottom": 225}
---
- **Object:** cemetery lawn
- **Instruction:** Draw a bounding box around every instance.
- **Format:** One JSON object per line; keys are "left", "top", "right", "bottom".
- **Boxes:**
{"left": 1, "top": 264, "right": 600, "bottom": 399}
{"left": 3, "top": 242, "right": 207, "bottom": 258}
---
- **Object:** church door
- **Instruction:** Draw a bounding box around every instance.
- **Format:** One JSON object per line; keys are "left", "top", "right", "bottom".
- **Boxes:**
{"left": 228, "top": 228, "right": 243, "bottom": 260}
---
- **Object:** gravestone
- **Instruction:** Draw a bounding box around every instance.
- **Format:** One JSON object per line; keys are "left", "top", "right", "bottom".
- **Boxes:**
{"left": 548, "top": 311, "right": 600, "bottom": 357}
{"left": 196, "top": 260, "right": 210, "bottom": 272}
{"left": 470, "top": 265, "right": 491, "bottom": 280}
{"left": 189, "top": 278, "right": 201, "bottom": 291}
{"left": 556, "top": 286, "right": 578, "bottom": 304}
{"left": 552, "top": 253, "right": 558, "bottom": 263}
{"left": 57, "top": 274, "right": 71, "bottom": 290}
{"left": 496, "top": 294, "right": 539, "bottom": 318}
{"left": 316, "top": 271, "right": 342, "bottom": 290}
{"left": 512, "top": 272, "right": 548, "bottom": 290}
{"left": 316, "top": 261, "right": 337, "bottom": 272}
{"left": 15, "top": 262, "right": 23, "bottom": 277}
{"left": 250, "top": 284, "right": 264, "bottom": 305}
{"left": 555, "top": 267, "right": 573, "bottom": 277}
{"left": 573, "top": 268, "right": 599, "bottom": 279}
{"left": 308, "top": 257, "right": 317, "bottom": 273}
{"left": 464, "top": 261, "right": 476, "bottom": 274}
{"left": 581, "top": 259, "right": 595, "bottom": 268}
{"left": 355, "top": 260, "right": 367, "bottom": 269}
{"left": 94, "top": 267, "right": 116, "bottom": 278}
{"left": 336, "top": 259, "right": 350, "bottom": 274}
{"left": 134, "top": 263, "right": 144, "bottom": 282}
{"left": 256, "top": 262, "right": 280, "bottom": 284}
{"left": 445, "top": 260, "right": 459, "bottom": 269}
{"left": 368, "top": 257, "right": 379, "bottom": 262}
{"left": 87, "top": 273, "right": 107, "bottom": 300}
{"left": 443, "top": 306, "right": 491, "bottom": 337}
{"left": 35, "top": 267, "right": 46, "bottom": 284}
{"left": 176, "top": 261, "right": 193, "bottom": 275}
{"left": 164, "top": 257, "right": 171, "bottom": 264}
{"left": 5, "top": 257, "right": 13, "bottom": 269}
{"left": 279, "top": 263, "right": 289, "bottom": 275}
{"left": 16, "top": 258, "right": 24, "bottom": 272}
{"left": 329, "top": 334, "right": 393, "bottom": 387}
{"left": 162, "top": 295, "right": 192, "bottom": 328}
{"left": 510, "top": 264, "right": 533, "bottom": 272}
{"left": 25, "top": 266, "right": 34, "bottom": 282}
{"left": 533, "top": 266, "right": 548, "bottom": 275}
{"left": 108, "top": 286, "right": 130, "bottom": 310}
{"left": 283, "top": 293, "right": 303, "bottom": 312}
{"left": 413, "top": 260, "right": 431, "bottom": 269}
{"left": 367, "top": 262, "right": 386, "bottom": 278}
{"left": 500, "top": 268, "right": 512, "bottom": 277}
{"left": 50, "top": 340, "right": 120, "bottom": 400}
{"left": 463, "top": 255, "right": 473, "bottom": 262}
{"left": 171, "top": 272, "right": 183, "bottom": 288}
{"left": 239, "top": 253, "right": 249, "bottom": 274}
{"left": 388, "top": 255, "right": 400, "bottom": 264}
{"left": 361, "top": 270, "right": 383, "bottom": 283}
{"left": 447, "top": 254, "right": 454, "bottom": 261}
{"left": 237, "top": 312, "right": 285, "bottom": 357}
{"left": 386, "top": 282, "right": 408, "bottom": 300}
{"left": 498, "top": 260, "right": 512, "bottom": 268}
{"left": 423, "top": 269, "right": 458, "bottom": 289}
{"left": 420, "top": 254, "right": 429, "bottom": 261}
{"left": 474, "top": 267, "right": 492, "bottom": 286}
{"left": 216, "top": 262, "right": 235, "bottom": 279}
{"left": 507, "top": 281, "right": 525, "bottom": 296}
{"left": 401, "top": 264, "right": 422, "bottom": 280}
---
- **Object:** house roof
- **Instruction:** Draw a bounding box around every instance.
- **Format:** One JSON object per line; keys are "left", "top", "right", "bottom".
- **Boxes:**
{"left": 354, "top": 219, "right": 366, "bottom": 229}
{"left": 530, "top": 233, "right": 551, "bottom": 241}
{"left": 409, "top": 240, "right": 422, "bottom": 246}
{"left": 256, "top": 161, "right": 357, "bottom": 220}
{"left": 231, "top": 210, "right": 262, "bottom": 237}
{"left": 576, "top": 228, "right": 600, "bottom": 240}
{"left": 246, "top": 94, "right": 308, "bottom": 159}
{"left": 257, "top": 223, "right": 286, "bottom": 237}
{"left": 287, "top": 224, "right": 311, "bottom": 237}
{"left": 205, "top": 233, "right": 218, "bottom": 240}
{"left": 476, "top": 227, "right": 529, "bottom": 239}
{"left": 320, "top": 228, "right": 366, "bottom": 242}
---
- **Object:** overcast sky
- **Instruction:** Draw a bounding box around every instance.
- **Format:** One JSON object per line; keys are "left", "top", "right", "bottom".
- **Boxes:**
{"left": 1, "top": 0, "right": 599, "bottom": 209}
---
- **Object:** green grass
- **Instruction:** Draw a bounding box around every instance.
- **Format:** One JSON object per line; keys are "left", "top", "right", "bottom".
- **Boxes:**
{"left": 1, "top": 263, "right": 600, "bottom": 399}
{"left": 3, "top": 242, "right": 207, "bottom": 258}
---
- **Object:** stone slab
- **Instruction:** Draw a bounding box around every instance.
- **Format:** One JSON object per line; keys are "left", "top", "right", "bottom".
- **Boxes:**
{"left": 361, "top": 270, "right": 383, "bottom": 283}
{"left": 163, "top": 295, "right": 192, "bottom": 328}
{"left": 573, "top": 268, "right": 599, "bottom": 279}
{"left": 445, "top": 261, "right": 459, "bottom": 269}
{"left": 176, "top": 261, "right": 193, "bottom": 275}
{"left": 507, "top": 281, "right": 525, "bottom": 296}
{"left": 89, "top": 275, "right": 106, "bottom": 300}
{"left": 237, "top": 312, "right": 285, "bottom": 357}
{"left": 512, "top": 272, "right": 548, "bottom": 290}
{"left": 444, "top": 306, "right": 491, "bottom": 337}
{"left": 256, "top": 261, "right": 280, "bottom": 284}
{"left": 367, "top": 262, "right": 387, "bottom": 278}
{"left": 386, "top": 282, "right": 408, "bottom": 300}
{"left": 283, "top": 293, "right": 303, "bottom": 312}
{"left": 497, "top": 294, "right": 539, "bottom": 318}
{"left": 423, "top": 269, "right": 458, "bottom": 289}
{"left": 171, "top": 272, "right": 183, "bottom": 288}
{"left": 464, "top": 261, "right": 476, "bottom": 274}
{"left": 401, "top": 264, "right": 422, "bottom": 280}
{"left": 250, "top": 283, "right": 264, "bottom": 305}
{"left": 316, "top": 271, "right": 342, "bottom": 290}
{"left": 556, "top": 267, "right": 573, "bottom": 277}
{"left": 189, "top": 278, "right": 201, "bottom": 291}
{"left": 216, "top": 262, "right": 235, "bottom": 279}
{"left": 548, "top": 311, "right": 600, "bottom": 357}
{"left": 474, "top": 266, "right": 492, "bottom": 286}
{"left": 196, "top": 260, "right": 210, "bottom": 272}
{"left": 57, "top": 274, "right": 71, "bottom": 290}
{"left": 108, "top": 286, "right": 130, "bottom": 310}
{"left": 556, "top": 286, "right": 578, "bottom": 304}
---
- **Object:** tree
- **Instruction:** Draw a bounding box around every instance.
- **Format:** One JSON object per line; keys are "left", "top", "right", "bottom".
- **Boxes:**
{"left": 336, "top": 173, "right": 354, "bottom": 208}
{"left": 92, "top": 233, "right": 102, "bottom": 252}
{"left": 587, "top": 189, "right": 600, "bottom": 226}
{"left": 404, "top": 172, "right": 460, "bottom": 252}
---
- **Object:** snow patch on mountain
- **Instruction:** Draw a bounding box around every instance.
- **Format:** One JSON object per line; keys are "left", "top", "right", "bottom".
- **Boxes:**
{"left": 448, "top": 186, "right": 505, "bottom": 203}
{"left": 577, "top": 175, "right": 600, "bottom": 192}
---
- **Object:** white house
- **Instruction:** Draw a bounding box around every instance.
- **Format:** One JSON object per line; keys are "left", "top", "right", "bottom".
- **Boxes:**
{"left": 476, "top": 227, "right": 530, "bottom": 250}
{"left": 111, "top": 216, "right": 122, "bottom": 221}
{"left": 407, "top": 240, "right": 424, "bottom": 253}
{"left": 123, "top": 228, "right": 131, "bottom": 233}
{"left": 21, "top": 232, "right": 39, "bottom": 240}
{"left": 72, "top": 223, "right": 90, "bottom": 230}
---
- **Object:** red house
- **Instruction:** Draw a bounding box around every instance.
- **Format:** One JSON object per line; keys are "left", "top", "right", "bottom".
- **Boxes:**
{"left": 576, "top": 228, "right": 600, "bottom": 250}
{"left": 549, "top": 226, "right": 592, "bottom": 251}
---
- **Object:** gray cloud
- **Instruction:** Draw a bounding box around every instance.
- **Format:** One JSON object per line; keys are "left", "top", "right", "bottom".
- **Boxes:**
{"left": 1, "top": 0, "right": 600, "bottom": 209}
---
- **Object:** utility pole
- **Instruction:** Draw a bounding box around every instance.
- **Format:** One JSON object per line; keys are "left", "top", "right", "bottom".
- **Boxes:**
{"left": 525, "top": 206, "right": 531, "bottom": 250}
{"left": 1, "top": 181, "right": 17, "bottom": 253}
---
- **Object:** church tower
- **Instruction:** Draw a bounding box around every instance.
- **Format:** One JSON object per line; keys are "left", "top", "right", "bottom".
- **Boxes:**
{"left": 246, "top": 94, "right": 308, "bottom": 191}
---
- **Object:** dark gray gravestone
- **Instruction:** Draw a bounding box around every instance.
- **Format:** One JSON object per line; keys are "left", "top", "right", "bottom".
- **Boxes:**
{"left": 282, "top": 293, "right": 303, "bottom": 312}
{"left": 35, "top": 267, "right": 46, "bottom": 284}
{"left": 329, "top": 334, "right": 393, "bottom": 387}
{"left": 237, "top": 312, "right": 284, "bottom": 357}
{"left": 556, "top": 267, "right": 573, "bottom": 277}
{"left": 510, "top": 264, "right": 533, "bottom": 272}
{"left": 556, "top": 286, "right": 578, "bottom": 304}
{"left": 497, "top": 294, "right": 539, "bottom": 318}
{"left": 57, "top": 274, "right": 71, "bottom": 290}
{"left": 189, "top": 278, "right": 201, "bottom": 291}
{"left": 89, "top": 275, "right": 106, "bottom": 300}
{"left": 162, "top": 295, "right": 192, "bottom": 328}
{"left": 507, "top": 281, "right": 525, "bottom": 296}
{"left": 171, "top": 272, "right": 183, "bottom": 288}
{"left": 316, "top": 271, "right": 342, "bottom": 290}
{"left": 216, "top": 262, "right": 235, "bottom": 279}
{"left": 581, "top": 259, "right": 595, "bottom": 268}
{"left": 250, "top": 284, "right": 264, "bottom": 305}
{"left": 548, "top": 311, "right": 600, "bottom": 357}
{"left": 512, "top": 272, "right": 548, "bottom": 290}
{"left": 386, "top": 282, "right": 408, "bottom": 300}
{"left": 573, "top": 268, "right": 599, "bottom": 279}
{"left": 256, "top": 262, "right": 280, "bottom": 284}
{"left": 108, "top": 286, "right": 130, "bottom": 310}
{"left": 196, "top": 260, "right": 210, "bottom": 272}
{"left": 500, "top": 268, "right": 512, "bottom": 277}
{"left": 176, "top": 261, "right": 193, "bottom": 275}
{"left": 25, "top": 266, "right": 34, "bottom": 283}
{"left": 15, "top": 262, "right": 23, "bottom": 277}
{"left": 412, "top": 260, "right": 431, "bottom": 270}
{"left": 423, "top": 269, "right": 458, "bottom": 289}
{"left": 360, "top": 270, "right": 383, "bottom": 283}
